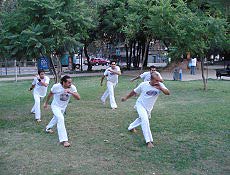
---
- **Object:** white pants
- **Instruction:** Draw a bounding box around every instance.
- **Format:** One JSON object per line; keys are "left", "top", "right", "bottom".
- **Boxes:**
{"left": 46, "top": 105, "right": 68, "bottom": 142}
{"left": 31, "top": 93, "right": 42, "bottom": 120}
{"left": 101, "top": 81, "right": 117, "bottom": 108}
{"left": 128, "top": 103, "right": 153, "bottom": 143}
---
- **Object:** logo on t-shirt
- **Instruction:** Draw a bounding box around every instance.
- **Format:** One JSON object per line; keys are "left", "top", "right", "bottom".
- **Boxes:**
{"left": 60, "top": 93, "right": 69, "bottom": 101}
{"left": 146, "top": 90, "right": 158, "bottom": 96}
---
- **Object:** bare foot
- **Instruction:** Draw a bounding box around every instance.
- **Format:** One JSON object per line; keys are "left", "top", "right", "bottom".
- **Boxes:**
{"left": 36, "top": 119, "right": 42, "bottom": 123}
{"left": 147, "top": 142, "right": 154, "bottom": 148}
{"left": 130, "top": 128, "right": 137, "bottom": 133}
{"left": 62, "top": 141, "right": 71, "bottom": 147}
{"left": 45, "top": 128, "right": 54, "bottom": 134}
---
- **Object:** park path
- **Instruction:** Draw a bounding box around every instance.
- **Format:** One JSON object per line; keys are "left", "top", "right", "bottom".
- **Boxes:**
{"left": 0, "top": 67, "right": 229, "bottom": 82}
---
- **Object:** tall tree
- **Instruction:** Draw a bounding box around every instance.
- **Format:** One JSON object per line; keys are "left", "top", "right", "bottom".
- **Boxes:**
{"left": 0, "top": 0, "right": 94, "bottom": 82}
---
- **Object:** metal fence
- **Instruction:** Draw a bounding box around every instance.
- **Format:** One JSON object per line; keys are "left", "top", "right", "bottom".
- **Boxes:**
{"left": 0, "top": 60, "right": 37, "bottom": 76}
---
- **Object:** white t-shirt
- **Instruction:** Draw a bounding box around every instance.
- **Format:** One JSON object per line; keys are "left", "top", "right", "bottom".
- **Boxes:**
{"left": 104, "top": 66, "right": 121, "bottom": 84}
{"left": 139, "top": 71, "right": 162, "bottom": 82}
{"left": 51, "top": 83, "right": 77, "bottom": 109}
{"left": 134, "top": 81, "right": 167, "bottom": 113}
{"left": 191, "top": 58, "right": 197, "bottom": 66}
{"left": 32, "top": 76, "right": 50, "bottom": 97}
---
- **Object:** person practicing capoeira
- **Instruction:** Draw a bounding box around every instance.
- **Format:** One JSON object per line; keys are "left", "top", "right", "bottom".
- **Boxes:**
{"left": 29, "top": 69, "right": 50, "bottom": 122}
{"left": 130, "top": 65, "right": 163, "bottom": 82}
{"left": 100, "top": 60, "right": 121, "bottom": 110}
{"left": 44, "top": 75, "right": 80, "bottom": 147}
{"left": 122, "top": 73, "right": 170, "bottom": 148}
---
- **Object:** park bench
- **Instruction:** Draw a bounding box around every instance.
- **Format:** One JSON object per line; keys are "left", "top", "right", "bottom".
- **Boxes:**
{"left": 216, "top": 69, "right": 230, "bottom": 79}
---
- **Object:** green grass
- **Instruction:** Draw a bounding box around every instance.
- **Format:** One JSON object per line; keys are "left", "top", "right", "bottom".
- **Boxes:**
{"left": 0, "top": 76, "right": 229, "bottom": 175}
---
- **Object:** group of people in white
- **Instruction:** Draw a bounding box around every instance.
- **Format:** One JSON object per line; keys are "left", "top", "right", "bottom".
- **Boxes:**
{"left": 29, "top": 60, "right": 170, "bottom": 148}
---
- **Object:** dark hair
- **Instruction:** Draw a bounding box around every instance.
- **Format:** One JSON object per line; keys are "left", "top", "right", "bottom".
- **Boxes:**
{"left": 38, "top": 69, "right": 45, "bottom": 75}
{"left": 110, "top": 60, "right": 116, "bottom": 64}
{"left": 149, "top": 65, "right": 156, "bottom": 69}
{"left": 61, "top": 75, "right": 71, "bottom": 85}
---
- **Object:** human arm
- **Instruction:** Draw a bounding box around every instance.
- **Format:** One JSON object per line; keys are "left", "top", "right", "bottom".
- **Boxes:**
{"left": 101, "top": 75, "right": 106, "bottom": 86}
{"left": 154, "top": 83, "right": 170, "bottom": 95}
{"left": 108, "top": 68, "right": 121, "bottom": 75}
{"left": 65, "top": 89, "right": 80, "bottom": 100}
{"left": 37, "top": 76, "right": 49, "bottom": 87}
{"left": 28, "top": 84, "right": 35, "bottom": 91}
{"left": 121, "top": 90, "right": 137, "bottom": 102}
{"left": 38, "top": 80, "right": 49, "bottom": 87}
{"left": 130, "top": 75, "right": 140, "bottom": 82}
{"left": 43, "top": 92, "right": 54, "bottom": 109}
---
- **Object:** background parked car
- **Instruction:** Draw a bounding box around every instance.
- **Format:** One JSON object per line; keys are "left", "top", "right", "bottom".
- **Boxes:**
{"left": 84, "top": 58, "right": 110, "bottom": 66}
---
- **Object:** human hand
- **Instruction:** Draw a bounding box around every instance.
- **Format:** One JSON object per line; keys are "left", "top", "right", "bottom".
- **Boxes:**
{"left": 64, "top": 89, "right": 72, "bottom": 94}
{"left": 153, "top": 83, "right": 161, "bottom": 89}
{"left": 121, "top": 97, "right": 127, "bottom": 102}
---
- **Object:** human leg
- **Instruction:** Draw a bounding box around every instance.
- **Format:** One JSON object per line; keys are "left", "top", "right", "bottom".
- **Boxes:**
{"left": 51, "top": 106, "right": 68, "bottom": 143}
{"left": 107, "top": 81, "right": 117, "bottom": 109}
{"left": 191, "top": 66, "right": 195, "bottom": 75}
{"left": 128, "top": 117, "right": 141, "bottom": 131}
{"left": 32, "top": 93, "right": 41, "bottom": 120}
{"left": 46, "top": 115, "right": 58, "bottom": 133}
{"left": 136, "top": 103, "right": 153, "bottom": 143}
{"left": 101, "top": 88, "right": 109, "bottom": 104}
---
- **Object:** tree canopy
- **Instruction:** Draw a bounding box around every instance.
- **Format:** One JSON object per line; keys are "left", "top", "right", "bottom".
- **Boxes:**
{"left": 0, "top": 0, "right": 229, "bottom": 64}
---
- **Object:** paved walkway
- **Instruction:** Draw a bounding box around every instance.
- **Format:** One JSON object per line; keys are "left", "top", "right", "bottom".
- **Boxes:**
{"left": 0, "top": 68, "right": 229, "bottom": 82}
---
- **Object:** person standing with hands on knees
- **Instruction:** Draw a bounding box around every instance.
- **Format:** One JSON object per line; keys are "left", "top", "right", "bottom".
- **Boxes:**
{"left": 44, "top": 75, "right": 80, "bottom": 147}
{"left": 101, "top": 60, "right": 121, "bottom": 110}
{"left": 122, "top": 73, "right": 170, "bottom": 148}
{"left": 29, "top": 69, "right": 50, "bottom": 123}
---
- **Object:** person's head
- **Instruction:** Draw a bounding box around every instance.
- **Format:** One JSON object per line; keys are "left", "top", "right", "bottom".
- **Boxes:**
{"left": 61, "top": 75, "right": 72, "bottom": 88}
{"left": 110, "top": 60, "right": 116, "bottom": 69}
{"left": 149, "top": 66, "right": 156, "bottom": 74}
{"left": 150, "top": 72, "right": 161, "bottom": 83}
{"left": 38, "top": 69, "right": 45, "bottom": 79}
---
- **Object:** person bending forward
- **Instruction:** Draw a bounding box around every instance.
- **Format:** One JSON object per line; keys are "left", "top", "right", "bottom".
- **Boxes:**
{"left": 122, "top": 73, "right": 170, "bottom": 148}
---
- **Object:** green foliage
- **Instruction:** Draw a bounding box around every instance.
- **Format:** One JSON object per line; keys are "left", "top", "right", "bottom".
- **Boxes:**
{"left": 0, "top": 0, "right": 95, "bottom": 60}
{"left": 0, "top": 0, "right": 229, "bottom": 63}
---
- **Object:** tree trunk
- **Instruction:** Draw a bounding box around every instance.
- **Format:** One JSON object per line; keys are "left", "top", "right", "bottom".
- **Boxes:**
{"left": 84, "top": 44, "right": 92, "bottom": 71}
{"left": 125, "top": 43, "right": 129, "bottom": 69}
{"left": 136, "top": 41, "right": 141, "bottom": 68}
{"left": 132, "top": 40, "right": 137, "bottom": 68}
{"left": 143, "top": 42, "right": 150, "bottom": 67}
{"left": 201, "top": 57, "right": 207, "bottom": 90}
{"left": 49, "top": 54, "right": 62, "bottom": 83}
{"left": 141, "top": 38, "right": 150, "bottom": 70}
{"left": 128, "top": 41, "right": 133, "bottom": 70}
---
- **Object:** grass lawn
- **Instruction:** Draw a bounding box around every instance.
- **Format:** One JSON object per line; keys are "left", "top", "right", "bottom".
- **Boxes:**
{"left": 0, "top": 76, "right": 229, "bottom": 175}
